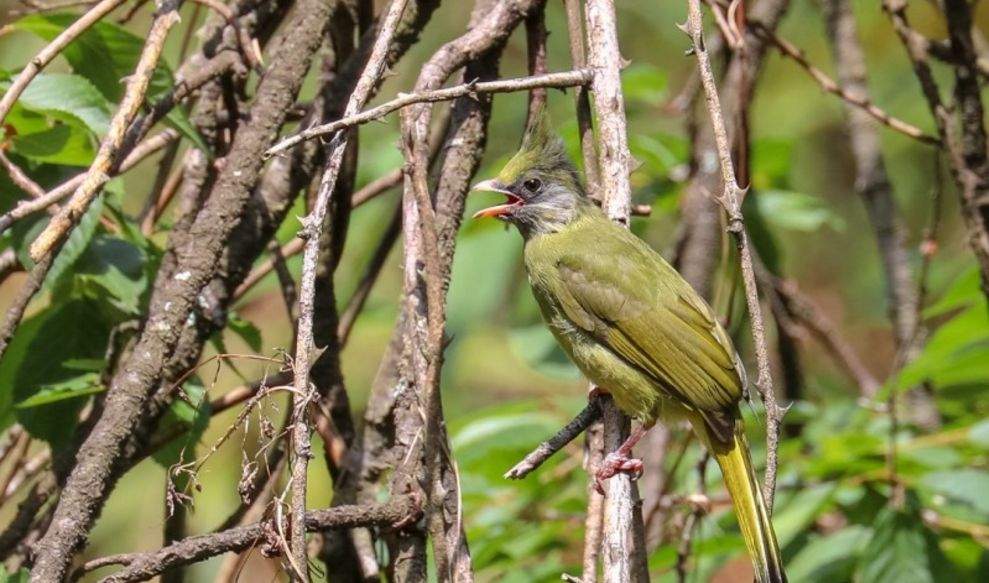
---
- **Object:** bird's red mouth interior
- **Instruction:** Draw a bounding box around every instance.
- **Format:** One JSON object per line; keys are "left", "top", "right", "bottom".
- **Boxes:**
{"left": 472, "top": 193, "right": 524, "bottom": 219}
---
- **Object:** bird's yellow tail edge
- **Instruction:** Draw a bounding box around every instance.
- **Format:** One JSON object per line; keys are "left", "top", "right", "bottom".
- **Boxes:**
{"left": 696, "top": 416, "right": 787, "bottom": 583}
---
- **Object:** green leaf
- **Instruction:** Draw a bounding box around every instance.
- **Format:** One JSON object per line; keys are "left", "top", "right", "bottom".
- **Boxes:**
{"left": 896, "top": 302, "right": 989, "bottom": 391}
{"left": 753, "top": 189, "right": 846, "bottom": 233}
{"left": 773, "top": 483, "right": 836, "bottom": 547}
{"left": 152, "top": 381, "right": 211, "bottom": 468}
{"left": 11, "top": 12, "right": 206, "bottom": 153}
{"left": 925, "top": 267, "right": 981, "bottom": 318}
{"left": 13, "top": 73, "right": 111, "bottom": 135}
{"left": 621, "top": 63, "right": 667, "bottom": 106}
{"left": 13, "top": 195, "right": 104, "bottom": 291}
{"left": 227, "top": 312, "right": 262, "bottom": 352}
{"left": 57, "top": 234, "right": 148, "bottom": 316}
{"left": 15, "top": 373, "right": 104, "bottom": 408}
{"left": 0, "top": 300, "right": 112, "bottom": 445}
{"left": 8, "top": 123, "right": 95, "bottom": 166}
{"left": 969, "top": 419, "right": 989, "bottom": 449}
{"left": 921, "top": 469, "right": 989, "bottom": 517}
{"left": 856, "top": 493, "right": 953, "bottom": 583}
{"left": 788, "top": 525, "right": 871, "bottom": 582}
{"left": 508, "top": 325, "right": 580, "bottom": 381}
{"left": 12, "top": 13, "right": 170, "bottom": 103}
{"left": 0, "top": 566, "right": 29, "bottom": 583}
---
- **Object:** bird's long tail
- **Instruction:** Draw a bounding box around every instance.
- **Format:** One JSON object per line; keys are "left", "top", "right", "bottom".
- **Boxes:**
{"left": 690, "top": 413, "right": 786, "bottom": 583}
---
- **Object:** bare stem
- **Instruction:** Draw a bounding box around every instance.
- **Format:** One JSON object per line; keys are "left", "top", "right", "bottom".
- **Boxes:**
{"left": 266, "top": 69, "right": 593, "bottom": 157}
{"left": 28, "top": 2, "right": 183, "bottom": 262}
{"left": 683, "top": 0, "right": 785, "bottom": 511}
{"left": 286, "top": 0, "right": 411, "bottom": 578}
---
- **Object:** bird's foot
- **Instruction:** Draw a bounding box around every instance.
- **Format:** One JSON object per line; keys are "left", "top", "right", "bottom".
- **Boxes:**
{"left": 587, "top": 385, "right": 607, "bottom": 402}
{"left": 594, "top": 452, "right": 644, "bottom": 495}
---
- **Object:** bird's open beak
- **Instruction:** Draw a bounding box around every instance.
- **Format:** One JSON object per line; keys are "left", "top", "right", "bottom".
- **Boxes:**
{"left": 471, "top": 179, "right": 522, "bottom": 219}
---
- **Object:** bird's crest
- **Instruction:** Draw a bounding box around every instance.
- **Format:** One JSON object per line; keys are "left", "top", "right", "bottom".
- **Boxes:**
{"left": 496, "top": 108, "right": 577, "bottom": 189}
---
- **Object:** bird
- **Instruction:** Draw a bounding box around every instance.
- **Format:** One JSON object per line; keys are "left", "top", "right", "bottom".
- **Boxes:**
{"left": 470, "top": 111, "right": 786, "bottom": 583}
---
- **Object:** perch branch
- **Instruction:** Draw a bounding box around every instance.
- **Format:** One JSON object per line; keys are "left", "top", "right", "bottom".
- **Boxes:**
{"left": 585, "top": 0, "right": 649, "bottom": 580}
{"left": 505, "top": 398, "right": 602, "bottom": 479}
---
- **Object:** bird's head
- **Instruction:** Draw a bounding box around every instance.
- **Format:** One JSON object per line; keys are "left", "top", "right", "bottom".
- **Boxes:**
{"left": 472, "top": 110, "right": 589, "bottom": 237}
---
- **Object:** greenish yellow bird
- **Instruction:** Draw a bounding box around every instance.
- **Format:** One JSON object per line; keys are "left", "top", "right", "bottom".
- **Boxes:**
{"left": 472, "top": 113, "right": 785, "bottom": 583}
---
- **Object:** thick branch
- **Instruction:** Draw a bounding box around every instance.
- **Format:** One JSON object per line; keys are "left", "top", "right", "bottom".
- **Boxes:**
{"left": 584, "top": 1, "right": 649, "bottom": 580}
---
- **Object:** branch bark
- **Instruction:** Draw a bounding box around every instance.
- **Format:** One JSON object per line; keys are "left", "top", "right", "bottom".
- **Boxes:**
{"left": 286, "top": 0, "right": 410, "bottom": 577}
{"left": 584, "top": 1, "right": 649, "bottom": 580}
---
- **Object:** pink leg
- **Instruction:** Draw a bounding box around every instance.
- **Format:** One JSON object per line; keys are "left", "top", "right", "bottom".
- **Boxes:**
{"left": 594, "top": 422, "right": 653, "bottom": 495}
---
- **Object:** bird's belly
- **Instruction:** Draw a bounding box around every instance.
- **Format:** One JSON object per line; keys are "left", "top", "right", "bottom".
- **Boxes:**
{"left": 550, "top": 318, "right": 680, "bottom": 422}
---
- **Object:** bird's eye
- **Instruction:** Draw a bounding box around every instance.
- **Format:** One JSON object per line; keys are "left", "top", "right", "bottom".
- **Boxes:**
{"left": 523, "top": 178, "right": 542, "bottom": 193}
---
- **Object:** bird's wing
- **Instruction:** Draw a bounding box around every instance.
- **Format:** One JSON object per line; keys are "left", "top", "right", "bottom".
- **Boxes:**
{"left": 554, "top": 228, "right": 744, "bottom": 414}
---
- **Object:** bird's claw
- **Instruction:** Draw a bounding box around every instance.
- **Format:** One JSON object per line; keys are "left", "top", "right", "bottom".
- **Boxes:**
{"left": 593, "top": 452, "right": 644, "bottom": 495}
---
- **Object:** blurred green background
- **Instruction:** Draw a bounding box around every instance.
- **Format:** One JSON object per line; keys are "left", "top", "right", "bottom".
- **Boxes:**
{"left": 1, "top": 0, "right": 988, "bottom": 581}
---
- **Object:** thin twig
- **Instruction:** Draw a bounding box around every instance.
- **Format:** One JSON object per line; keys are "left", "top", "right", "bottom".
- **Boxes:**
{"left": 683, "top": 0, "right": 785, "bottom": 511}
{"left": 0, "top": 152, "right": 46, "bottom": 200}
{"left": 265, "top": 69, "right": 594, "bottom": 158}
{"left": 505, "top": 399, "right": 602, "bottom": 480}
{"left": 286, "top": 0, "right": 410, "bottom": 578}
{"left": 77, "top": 498, "right": 420, "bottom": 583}
{"left": 0, "top": 254, "right": 54, "bottom": 360}
{"left": 675, "top": 454, "right": 709, "bottom": 582}
{"left": 28, "top": 2, "right": 183, "bottom": 262}
{"left": 750, "top": 22, "right": 939, "bottom": 145}
{"left": 0, "top": 0, "right": 128, "bottom": 127}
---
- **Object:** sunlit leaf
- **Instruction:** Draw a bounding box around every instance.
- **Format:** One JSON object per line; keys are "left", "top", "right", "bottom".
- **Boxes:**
{"left": 8, "top": 123, "right": 95, "bottom": 166}
{"left": 15, "top": 373, "right": 104, "bottom": 408}
{"left": 753, "top": 189, "right": 846, "bottom": 233}
{"left": 227, "top": 312, "right": 262, "bottom": 352}
{"left": 13, "top": 73, "right": 111, "bottom": 135}
{"left": 856, "top": 493, "right": 953, "bottom": 583}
